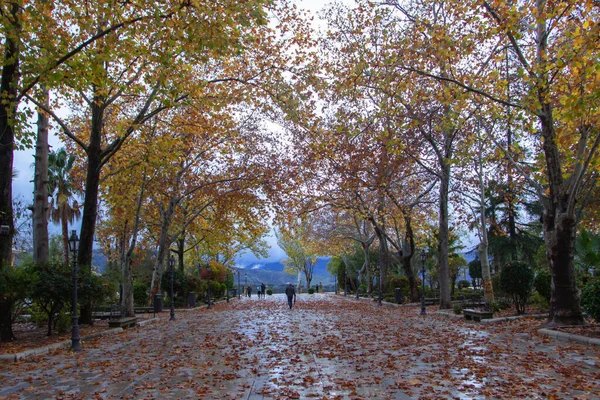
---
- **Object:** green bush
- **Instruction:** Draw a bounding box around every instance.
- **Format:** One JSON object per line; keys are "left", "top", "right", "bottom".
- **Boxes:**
{"left": 452, "top": 303, "right": 464, "bottom": 315}
{"left": 161, "top": 269, "right": 188, "bottom": 298}
{"left": 55, "top": 307, "right": 72, "bottom": 334}
{"left": 308, "top": 287, "right": 315, "bottom": 294}
{"left": 581, "top": 278, "right": 600, "bottom": 322}
{"left": 266, "top": 288, "right": 273, "bottom": 295}
{"left": 529, "top": 291, "right": 549, "bottom": 310}
{"left": 533, "top": 269, "right": 552, "bottom": 303}
{"left": 386, "top": 275, "right": 409, "bottom": 296}
{"left": 133, "top": 282, "right": 148, "bottom": 306}
{"left": 30, "top": 262, "right": 72, "bottom": 336}
{"left": 500, "top": 261, "right": 534, "bottom": 314}
{"left": 457, "top": 280, "right": 471, "bottom": 290}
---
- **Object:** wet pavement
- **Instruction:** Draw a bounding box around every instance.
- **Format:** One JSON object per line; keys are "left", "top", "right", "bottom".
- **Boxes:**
{"left": 0, "top": 293, "right": 599, "bottom": 399}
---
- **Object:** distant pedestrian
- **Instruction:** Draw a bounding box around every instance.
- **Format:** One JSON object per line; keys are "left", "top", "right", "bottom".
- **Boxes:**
{"left": 285, "top": 283, "right": 296, "bottom": 309}
{"left": 247, "top": 285, "right": 252, "bottom": 298}
{"left": 257, "top": 285, "right": 262, "bottom": 298}
{"left": 261, "top": 282, "right": 266, "bottom": 298}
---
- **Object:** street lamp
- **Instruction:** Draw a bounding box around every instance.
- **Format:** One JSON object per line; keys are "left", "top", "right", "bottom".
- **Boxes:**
{"left": 68, "top": 230, "right": 82, "bottom": 352}
{"left": 344, "top": 270, "right": 347, "bottom": 297}
{"left": 237, "top": 269, "right": 241, "bottom": 299}
{"left": 169, "top": 256, "right": 175, "bottom": 321}
{"left": 420, "top": 249, "right": 427, "bottom": 316}
{"left": 207, "top": 264, "right": 212, "bottom": 309}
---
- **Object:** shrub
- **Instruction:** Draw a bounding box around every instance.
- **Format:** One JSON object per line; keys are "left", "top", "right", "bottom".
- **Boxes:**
{"left": 55, "top": 307, "right": 72, "bottom": 334}
{"left": 386, "top": 275, "right": 409, "bottom": 296}
{"left": 308, "top": 287, "right": 315, "bottom": 294}
{"left": 581, "top": 278, "right": 600, "bottom": 322}
{"left": 133, "top": 282, "right": 148, "bottom": 306}
{"left": 500, "top": 261, "right": 534, "bottom": 315}
{"left": 529, "top": 291, "right": 549, "bottom": 310}
{"left": 457, "top": 280, "right": 471, "bottom": 290}
{"left": 30, "top": 262, "right": 72, "bottom": 336}
{"left": 533, "top": 269, "right": 552, "bottom": 303}
{"left": 266, "top": 289, "right": 273, "bottom": 295}
{"left": 161, "top": 269, "right": 188, "bottom": 298}
{"left": 452, "top": 303, "right": 464, "bottom": 315}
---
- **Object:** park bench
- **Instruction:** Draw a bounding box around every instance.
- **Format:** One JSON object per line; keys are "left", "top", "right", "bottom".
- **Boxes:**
{"left": 463, "top": 308, "right": 493, "bottom": 322}
{"left": 108, "top": 316, "right": 138, "bottom": 329}
{"left": 424, "top": 298, "right": 439, "bottom": 305}
{"left": 107, "top": 304, "right": 138, "bottom": 329}
{"left": 134, "top": 307, "right": 154, "bottom": 314}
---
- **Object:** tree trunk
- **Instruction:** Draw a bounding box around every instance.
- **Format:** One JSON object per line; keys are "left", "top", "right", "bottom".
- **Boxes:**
{"left": 148, "top": 203, "right": 175, "bottom": 302}
{"left": 402, "top": 215, "right": 419, "bottom": 302}
{"left": 0, "top": 2, "right": 20, "bottom": 342}
{"left": 476, "top": 131, "right": 494, "bottom": 303}
{"left": 32, "top": 87, "right": 49, "bottom": 265}
{"left": 437, "top": 161, "right": 452, "bottom": 309}
{"left": 77, "top": 97, "right": 104, "bottom": 270}
{"left": 61, "top": 206, "right": 69, "bottom": 265}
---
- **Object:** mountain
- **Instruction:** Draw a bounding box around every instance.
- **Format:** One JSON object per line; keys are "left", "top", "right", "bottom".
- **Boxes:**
{"left": 238, "top": 257, "right": 334, "bottom": 291}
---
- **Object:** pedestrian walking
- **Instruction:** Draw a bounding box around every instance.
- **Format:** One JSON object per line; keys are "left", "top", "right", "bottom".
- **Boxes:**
{"left": 261, "top": 282, "right": 266, "bottom": 298}
{"left": 247, "top": 285, "right": 252, "bottom": 298}
{"left": 257, "top": 285, "right": 262, "bottom": 299}
{"left": 285, "top": 283, "right": 296, "bottom": 309}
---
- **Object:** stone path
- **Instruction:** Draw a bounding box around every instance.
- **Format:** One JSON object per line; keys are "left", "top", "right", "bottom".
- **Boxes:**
{"left": 0, "top": 294, "right": 599, "bottom": 399}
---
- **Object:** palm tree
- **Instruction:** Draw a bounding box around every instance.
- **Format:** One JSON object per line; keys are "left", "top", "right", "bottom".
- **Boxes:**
{"left": 48, "top": 148, "right": 81, "bottom": 265}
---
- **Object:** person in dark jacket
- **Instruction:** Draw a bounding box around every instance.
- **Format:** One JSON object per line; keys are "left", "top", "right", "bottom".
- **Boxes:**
{"left": 285, "top": 283, "right": 296, "bottom": 309}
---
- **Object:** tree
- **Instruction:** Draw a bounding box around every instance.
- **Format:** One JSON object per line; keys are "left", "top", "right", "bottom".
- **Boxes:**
{"left": 400, "top": 0, "right": 599, "bottom": 325}
{"left": 47, "top": 148, "right": 81, "bottom": 266}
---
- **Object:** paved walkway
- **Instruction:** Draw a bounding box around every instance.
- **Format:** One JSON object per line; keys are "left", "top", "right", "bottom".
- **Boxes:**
{"left": 0, "top": 294, "right": 599, "bottom": 399}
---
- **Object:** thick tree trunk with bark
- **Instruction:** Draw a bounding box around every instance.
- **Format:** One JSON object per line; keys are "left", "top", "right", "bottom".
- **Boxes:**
{"left": 402, "top": 215, "right": 419, "bottom": 302}
{"left": 0, "top": 2, "right": 21, "bottom": 342}
{"left": 77, "top": 98, "right": 104, "bottom": 270}
{"left": 538, "top": 108, "right": 584, "bottom": 326}
{"left": 32, "top": 88, "right": 49, "bottom": 265}
{"left": 437, "top": 161, "right": 452, "bottom": 309}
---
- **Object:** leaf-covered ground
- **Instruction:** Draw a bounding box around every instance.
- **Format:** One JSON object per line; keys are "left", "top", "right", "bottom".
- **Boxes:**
{"left": 0, "top": 294, "right": 598, "bottom": 399}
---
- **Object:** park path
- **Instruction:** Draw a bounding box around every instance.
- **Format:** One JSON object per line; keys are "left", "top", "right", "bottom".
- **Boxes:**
{"left": 0, "top": 293, "right": 599, "bottom": 399}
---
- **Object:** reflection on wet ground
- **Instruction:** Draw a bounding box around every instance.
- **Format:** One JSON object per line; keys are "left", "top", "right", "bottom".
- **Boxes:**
{"left": 0, "top": 293, "right": 598, "bottom": 399}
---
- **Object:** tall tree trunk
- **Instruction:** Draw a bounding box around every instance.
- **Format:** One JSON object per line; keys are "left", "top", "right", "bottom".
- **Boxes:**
{"left": 77, "top": 95, "right": 104, "bottom": 270}
{"left": 533, "top": 3, "right": 583, "bottom": 326}
{"left": 33, "top": 87, "right": 49, "bottom": 265}
{"left": 402, "top": 215, "right": 419, "bottom": 302}
{"left": 61, "top": 205, "right": 69, "bottom": 265}
{"left": 77, "top": 94, "right": 104, "bottom": 324}
{"left": 177, "top": 234, "right": 185, "bottom": 272}
{"left": 0, "top": 1, "right": 21, "bottom": 342}
{"left": 122, "top": 181, "right": 146, "bottom": 317}
{"left": 539, "top": 107, "right": 583, "bottom": 325}
{"left": 476, "top": 127, "right": 494, "bottom": 302}
{"left": 437, "top": 160, "right": 452, "bottom": 309}
{"left": 148, "top": 198, "right": 177, "bottom": 302}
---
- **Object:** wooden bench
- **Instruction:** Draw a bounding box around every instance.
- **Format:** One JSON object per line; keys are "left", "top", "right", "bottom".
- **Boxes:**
{"left": 424, "top": 298, "right": 439, "bottom": 305}
{"left": 463, "top": 309, "right": 493, "bottom": 322}
{"left": 134, "top": 307, "right": 154, "bottom": 314}
{"left": 108, "top": 316, "right": 138, "bottom": 329}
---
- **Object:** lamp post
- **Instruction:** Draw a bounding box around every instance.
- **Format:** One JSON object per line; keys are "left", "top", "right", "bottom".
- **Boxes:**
{"left": 169, "top": 255, "right": 175, "bottom": 321}
{"left": 237, "top": 269, "right": 241, "bottom": 299}
{"left": 69, "top": 230, "right": 82, "bottom": 352}
{"left": 420, "top": 249, "right": 427, "bottom": 316}
{"left": 344, "top": 270, "right": 347, "bottom": 297}
{"left": 207, "top": 265, "right": 212, "bottom": 309}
